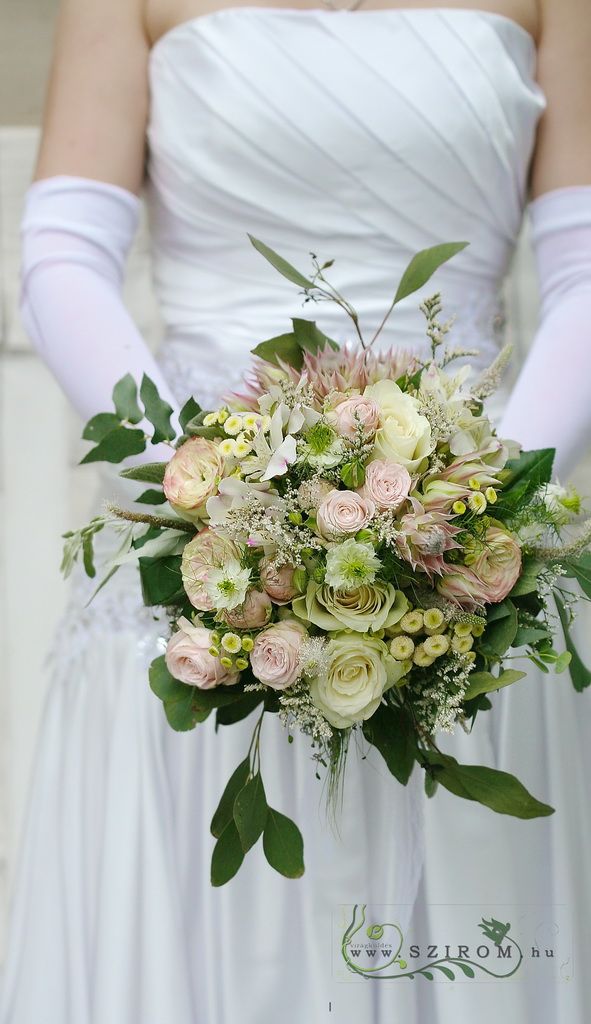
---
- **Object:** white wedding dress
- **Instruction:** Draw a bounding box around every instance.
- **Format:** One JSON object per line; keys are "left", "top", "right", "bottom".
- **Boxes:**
{"left": 1, "top": 7, "right": 589, "bottom": 1023}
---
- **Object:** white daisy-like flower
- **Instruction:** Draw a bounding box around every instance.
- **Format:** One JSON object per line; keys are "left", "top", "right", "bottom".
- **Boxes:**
{"left": 324, "top": 539, "right": 382, "bottom": 592}
{"left": 204, "top": 559, "right": 251, "bottom": 610}
{"left": 219, "top": 438, "right": 238, "bottom": 458}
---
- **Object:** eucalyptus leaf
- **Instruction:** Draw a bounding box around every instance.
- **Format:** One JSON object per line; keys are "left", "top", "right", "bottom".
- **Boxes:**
{"left": 263, "top": 808, "right": 305, "bottom": 878}
{"left": 216, "top": 691, "right": 265, "bottom": 727}
{"left": 119, "top": 462, "right": 167, "bottom": 484}
{"left": 82, "top": 412, "right": 121, "bottom": 443}
{"left": 139, "top": 555, "right": 184, "bottom": 605}
{"left": 513, "top": 625, "right": 549, "bottom": 647}
{"left": 211, "top": 758, "right": 251, "bottom": 838}
{"left": 211, "top": 819, "right": 245, "bottom": 887}
{"left": 135, "top": 488, "right": 168, "bottom": 506}
{"left": 251, "top": 332, "right": 304, "bottom": 370}
{"left": 563, "top": 553, "right": 591, "bottom": 599}
{"left": 425, "top": 752, "right": 554, "bottom": 819}
{"left": 554, "top": 591, "right": 591, "bottom": 691}
{"left": 291, "top": 318, "right": 339, "bottom": 353}
{"left": 362, "top": 704, "right": 417, "bottom": 785}
{"left": 148, "top": 657, "right": 210, "bottom": 731}
{"left": 80, "top": 426, "right": 146, "bottom": 465}
{"left": 233, "top": 772, "right": 268, "bottom": 853}
{"left": 248, "top": 234, "right": 314, "bottom": 289}
{"left": 481, "top": 600, "right": 518, "bottom": 657}
{"left": 113, "top": 373, "right": 143, "bottom": 423}
{"left": 501, "top": 448, "right": 555, "bottom": 505}
{"left": 82, "top": 533, "right": 96, "bottom": 578}
{"left": 463, "top": 669, "right": 526, "bottom": 701}
{"left": 179, "top": 396, "right": 202, "bottom": 433}
{"left": 393, "top": 242, "right": 469, "bottom": 305}
{"left": 140, "top": 374, "right": 176, "bottom": 444}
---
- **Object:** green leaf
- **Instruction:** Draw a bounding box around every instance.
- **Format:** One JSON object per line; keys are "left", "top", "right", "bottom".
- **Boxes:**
{"left": 211, "top": 758, "right": 251, "bottom": 838}
{"left": 211, "top": 819, "right": 245, "bottom": 886}
{"left": 513, "top": 625, "right": 549, "bottom": 647}
{"left": 113, "top": 373, "right": 143, "bottom": 423}
{"left": 139, "top": 555, "right": 183, "bottom": 605}
{"left": 148, "top": 655, "right": 210, "bottom": 731}
{"left": 291, "top": 318, "right": 339, "bottom": 353}
{"left": 481, "top": 600, "right": 518, "bottom": 657}
{"left": 82, "top": 533, "right": 96, "bottom": 578}
{"left": 509, "top": 574, "right": 541, "bottom": 597}
{"left": 140, "top": 374, "right": 176, "bottom": 444}
{"left": 215, "top": 691, "right": 265, "bottom": 727}
{"left": 563, "top": 553, "right": 591, "bottom": 599}
{"left": 463, "top": 669, "right": 526, "bottom": 701}
{"left": 554, "top": 591, "right": 591, "bottom": 692}
{"left": 80, "top": 426, "right": 146, "bottom": 465}
{"left": 362, "top": 704, "right": 417, "bottom": 785}
{"left": 179, "top": 396, "right": 202, "bottom": 433}
{"left": 263, "top": 808, "right": 305, "bottom": 879}
{"left": 501, "top": 448, "right": 555, "bottom": 506}
{"left": 251, "top": 332, "right": 304, "bottom": 370}
{"left": 248, "top": 234, "right": 314, "bottom": 289}
{"left": 82, "top": 412, "right": 121, "bottom": 442}
{"left": 135, "top": 488, "right": 168, "bottom": 505}
{"left": 233, "top": 772, "right": 268, "bottom": 853}
{"left": 119, "top": 462, "right": 167, "bottom": 484}
{"left": 393, "top": 242, "right": 469, "bottom": 305}
{"left": 425, "top": 752, "right": 554, "bottom": 819}
{"left": 424, "top": 773, "right": 438, "bottom": 798}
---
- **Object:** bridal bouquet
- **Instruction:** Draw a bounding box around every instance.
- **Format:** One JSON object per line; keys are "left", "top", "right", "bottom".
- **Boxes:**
{"left": 64, "top": 238, "right": 591, "bottom": 885}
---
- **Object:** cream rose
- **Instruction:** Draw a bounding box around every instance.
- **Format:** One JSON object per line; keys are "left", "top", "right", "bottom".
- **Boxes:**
{"left": 309, "top": 633, "right": 405, "bottom": 729}
{"left": 163, "top": 437, "right": 225, "bottom": 524}
{"left": 364, "top": 379, "right": 432, "bottom": 472}
{"left": 181, "top": 528, "right": 242, "bottom": 611}
{"left": 250, "top": 620, "right": 308, "bottom": 689}
{"left": 359, "top": 459, "right": 412, "bottom": 511}
{"left": 165, "top": 617, "right": 239, "bottom": 688}
{"left": 292, "top": 580, "right": 409, "bottom": 633}
{"left": 259, "top": 558, "right": 299, "bottom": 605}
{"left": 224, "top": 589, "right": 273, "bottom": 629}
{"left": 330, "top": 394, "right": 380, "bottom": 440}
{"left": 471, "top": 527, "right": 522, "bottom": 604}
{"left": 316, "top": 489, "right": 375, "bottom": 539}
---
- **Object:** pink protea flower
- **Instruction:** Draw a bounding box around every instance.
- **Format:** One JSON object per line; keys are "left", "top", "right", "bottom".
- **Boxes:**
{"left": 436, "top": 565, "right": 489, "bottom": 612}
{"left": 227, "top": 344, "right": 419, "bottom": 411}
{"left": 396, "top": 499, "right": 463, "bottom": 578}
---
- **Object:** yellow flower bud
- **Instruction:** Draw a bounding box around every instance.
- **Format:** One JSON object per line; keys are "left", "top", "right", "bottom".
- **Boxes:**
{"left": 217, "top": 408, "right": 229, "bottom": 424}
{"left": 468, "top": 492, "right": 487, "bottom": 515}
{"left": 423, "top": 633, "right": 450, "bottom": 658}
{"left": 451, "top": 634, "right": 474, "bottom": 654}
{"left": 390, "top": 635, "right": 415, "bottom": 661}
{"left": 241, "top": 636, "right": 254, "bottom": 652}
{"left": 485, "top": 487, "right": 498, "bottom": 503}
{"left": 464, "top": 651, "right": 477, "bottom": 664}
{"left": 219, "top": 656, "right": 234, "bottom": 669}
{"left": 452, "top": 500, "right": 467, "bottom": 515}
{"left": 468, "top": 477, "right": 481, "bottom": 491}
{"left": 400, "top": 610, "right": 424, "bottom": 634}
{"left": 235, "top": 657, "right": 249, "bottom": 671}
{"left": 208, "top": 646, "right": 220, "bottom": 658}
{"left": 471, "top": 620, "right": 485, "bottom": 637}
{"left": 424, "top": 608, "right": 445, "bottom": 634}
{"left": 413, "top": 643, "right": 435, "bottom": 667}
{"left": 454, "top": 621, "right": 473, "bottom": 637}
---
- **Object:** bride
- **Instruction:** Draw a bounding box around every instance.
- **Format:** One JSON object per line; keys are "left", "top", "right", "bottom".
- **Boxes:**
{"left": 1, "top": 0, "right": 590, "bottom": 1021}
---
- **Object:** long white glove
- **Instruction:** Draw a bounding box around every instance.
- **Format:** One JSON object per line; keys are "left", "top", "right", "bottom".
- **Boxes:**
{"left": 499, "top": 186, "right": 591, "bottom": 477}
{"left": 20, "top": 174, "right": 180, "bottom": 462}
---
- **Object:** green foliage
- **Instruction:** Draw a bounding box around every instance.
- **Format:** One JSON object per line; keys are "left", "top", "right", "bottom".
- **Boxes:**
{"left": 554, "top": 592, "right": 591, "bottom": 691}
{"left": 211, "top": 820, "right": 245, "bottom": 886}
{"left": 140, "top": 374, "right": 176, "bottom": 444}
{"left": 480, "top": 600, "right": 518, "bottom": 657}
{"left": 80, "top": 425, "right": 146, "bottom": 464}
{"left": 392, "top": 242, "right": 469, "bottom": 305}
{"left": 263, "top": 808, "right": 305, "bottom": 878}
{"left": 148, "top": 656, "right": 210, "bottom": 731}
{"left": 463, "top": 669, "right": 526, "bottom": 701}
{"left": 498, "top": 448, "right": 555, "bottom": 511}
{"left": 215, "top": 691, "right": 265, "bottom": 727}
{"left": 82, "top": 412, "right": 121, "bottom": 442}
{"left": 135, "top": 488, "right": 168, "bottom": 506}
{"left": 138, "top": 555, "right": 184, "bottom": 605}
{"left": 233, "top": 772, "right": 268, "bottom": 853}
{"left": 179, "top": 396, "right": 202, "bottom": 433}
{"left": 563, "top": 553, "right": 591, "bottom": 599}
{"left": 119, "top": 462, "right": 167, "bottom": 484}
{"left": 248, "top": 234, "right": 314, "bottom": 289}
{"left": 291, "top": 317, "right": 339, "bottom": 354}
{"left": 362, "top": 704, "right": 418, "bottom": 785}
{"left": 211, "top": 759, "right": 250, "bottom": 838}
{"left": 251, "top": 331, "right": 304, "bottom": 369}
{"left": 112, "top": 373, "right": 143, "bottom": 423}
{"left": 424, "top": 752, "right": 554, "bottom": 819}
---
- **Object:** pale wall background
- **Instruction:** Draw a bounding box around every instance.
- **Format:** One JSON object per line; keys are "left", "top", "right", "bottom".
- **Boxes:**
{"left": 1, "top": 0, "right": 591, "bottom": 962}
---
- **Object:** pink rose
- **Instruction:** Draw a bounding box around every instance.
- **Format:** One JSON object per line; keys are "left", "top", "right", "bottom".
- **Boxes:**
{"left": 260, "top": 558, "right": 299, "bottom": 605}
{"left": 330, "top": 394, "right": 380, "bottom": 440}
{"left": 250, "top": 621, "right": 308, "bottom": 689}
{"left": 165, "top": 618, "right": 239, "bottom": 688}
{"left": 316, "top": 489, "right": 375, "bottom": 539}
{"left": 224, "top": 589, "right": 273, "bottom": 629}
{"left": 163, "top": 437, "right": 225, "bottom": 524}
{"left": 360, "top": 459, "right": 412, "bottom": 511}
{"left": 436, "top": 565, "right": 489, "bottom": 612}
{"left": 181, "top": 528, "right": 242, "bottom": 611}
{"left": 471, "top": 527, "right": 522, "bottom": 604}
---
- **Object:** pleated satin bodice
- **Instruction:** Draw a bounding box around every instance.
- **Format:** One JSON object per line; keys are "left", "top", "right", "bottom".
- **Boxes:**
{"left": 145, "top": 6, "right": 546, "bottom": 405}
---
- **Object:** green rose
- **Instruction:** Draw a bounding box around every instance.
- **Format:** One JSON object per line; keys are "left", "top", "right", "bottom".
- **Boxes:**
{"left": 292, "top": 580, "right": 409, "bottom": 633}
{"left": 309, "top": 633, "right": 405, "bottom": 729}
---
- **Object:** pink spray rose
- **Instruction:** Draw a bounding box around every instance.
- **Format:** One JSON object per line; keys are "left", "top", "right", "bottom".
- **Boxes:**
{"left": 163, "top": 437, "right": 225, "bottom": 524}
{"left": 165, "top": 618, "right": 239, "bottom": 688}
{"left": 359, "top": 459, "right": 412, "bottom": 511}
{"left": 181, "top": 528, "right": 242, "bottom": 611}
{"left": 250, "top": 620, "right": 308, "bottom": 689}
{"left": 330, "top": 394, "right": 380, "bottom": 440}
{"left": 259, "top": 558, "right": 299, "bottom": 605}
{"left": 224, "top": 589, "right": 273, "bottom": 629}
{"left": 471, "top": 527, "right": 522, "bottom": 603}
{"left": 316, "top": 489, "right": 375, "bottom": 540}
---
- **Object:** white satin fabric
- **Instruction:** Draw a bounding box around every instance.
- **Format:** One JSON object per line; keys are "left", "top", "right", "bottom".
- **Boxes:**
{"left": 1, "top": 8, "right": 589, "bottom": 1023}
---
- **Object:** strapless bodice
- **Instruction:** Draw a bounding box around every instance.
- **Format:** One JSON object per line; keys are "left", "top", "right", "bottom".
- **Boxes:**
{"left": 145, "top": 6, "right": 545, "bottom": 407}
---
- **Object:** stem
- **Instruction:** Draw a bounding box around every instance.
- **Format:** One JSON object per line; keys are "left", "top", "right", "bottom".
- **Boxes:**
{"left": 247, "top": 708, "right": 265, "bottom": 776}
{"left": 106, "top": 503, "right": 195, "bottom": 533}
